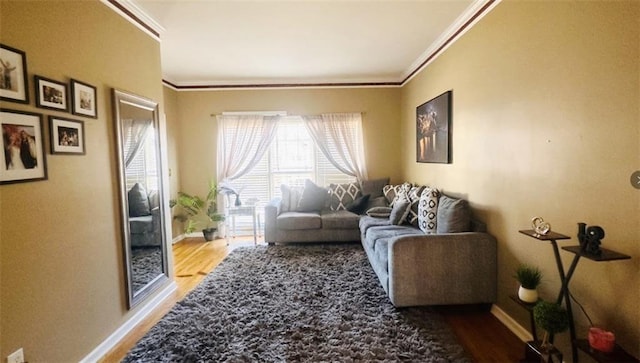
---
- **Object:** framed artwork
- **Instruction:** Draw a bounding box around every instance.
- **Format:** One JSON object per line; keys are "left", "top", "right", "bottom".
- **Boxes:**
{"left": 0, "top": 44, "right": 29, "bottom": 104}
{"left": 49, "top": 116, "right": 85, "bottom": 155}
{"left": 416, "top": 90, "right": 452, "bottom": 164}
{"left": 0, "top": 109, "right": 47, "bottom": 184}
{"left": 70, "top": 79, "right": 97, "bottom": 118}
{"left": 35, "top": 75, "right": 69, "bottom": 112}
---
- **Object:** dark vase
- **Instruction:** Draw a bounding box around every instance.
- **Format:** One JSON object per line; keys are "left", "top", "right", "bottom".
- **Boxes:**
{"left": 202, "top": 228, "right": 217, "bottom": 241}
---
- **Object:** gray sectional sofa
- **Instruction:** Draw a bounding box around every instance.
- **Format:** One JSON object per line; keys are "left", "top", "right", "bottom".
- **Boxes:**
{"left": 264, "top": 179, "right": 497, "bottom": 307}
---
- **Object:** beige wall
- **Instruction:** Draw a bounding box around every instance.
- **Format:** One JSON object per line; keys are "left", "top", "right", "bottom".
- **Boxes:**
{"left": 0, "top": 1, "right": 166, "bottom": 361}
{"left": 163, "top": 86, "right": 183, "bottom": 239}
{"left": 401, "top": 1, "right": 639, "bottom": 358}
{"left": 173, "top": 87, "right": 402, "bottom": 198}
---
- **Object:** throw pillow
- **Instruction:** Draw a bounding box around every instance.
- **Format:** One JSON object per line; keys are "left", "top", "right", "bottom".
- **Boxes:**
{"left": 128, "top": 183, "right": 150, "bottom": 217}
{"left": 405, "top": 185, "right": 426, "bottom": 226}
{"left": 389, "top": 199, "right": 411, "bottom": 225}
{"left": 328, "top": 182, "right": 362, "bottom": 211}
{"left": 436, "top": 195, "right": 471, "bottom": 233}
{"left": 280, "top": 184, "right": 303, "bottom": 212}
{"left": 359, "top": 177, "right": 390, "bottom": 199}
{"left": 418, "top": 187, "right": 440, "bottom": 234}
{"left": 366, "top": 206, "right": 393, "bottom": 218}
{"left": 346, "top": 194, "right": 370, "bottom": 215}
{"left": 297, "top": 179, "right": 329, "bottom": 212}
{"left": 382, "top": 182, "right": 412, "bottom": 206}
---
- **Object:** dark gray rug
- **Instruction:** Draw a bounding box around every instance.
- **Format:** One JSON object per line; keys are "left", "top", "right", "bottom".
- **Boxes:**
{"left": 124, "top": 244, "right": 470, "bottom": 362}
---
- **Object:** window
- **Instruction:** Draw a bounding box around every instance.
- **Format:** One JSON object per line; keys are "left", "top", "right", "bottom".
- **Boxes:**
{"left": 229, "top": 116, "right": 356, "bottom": 232}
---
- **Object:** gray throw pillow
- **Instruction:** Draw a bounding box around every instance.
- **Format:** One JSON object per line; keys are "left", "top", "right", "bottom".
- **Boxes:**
{"left": 359, "top": 177, "right": 390, "bottom": 199}
{"left": 346, "top": 194, "right": 370, "bottom": 215}
{"left": 280, "top": 184, "right": 303, "bottom": 212}
{"left": 297, "top": 179, "right": 329, "bottom": 212}
{"left": 366, "top": 206, "right": 393, "bottom": 218}
{"left": 436, "top": 195, "right": 471, "bottom": 233}
{"left": 389, "top": 200, "right": 411, "bottom": 225}
{"left": 128, "top": 183, "right": 150, "bottom": 217}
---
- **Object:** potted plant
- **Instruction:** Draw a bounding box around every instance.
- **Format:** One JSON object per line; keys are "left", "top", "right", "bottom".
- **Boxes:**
{"left": 515, "top": 264, "right": 542, "bottom": 303}
{"left": 172, "top": 180, "right": 225, "bottom": 241}
{"left": 533, "top": 300, "right": 570, "bottom": 350}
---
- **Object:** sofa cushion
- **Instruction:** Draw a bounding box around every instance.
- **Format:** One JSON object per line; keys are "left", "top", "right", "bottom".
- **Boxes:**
{"left": 321, "top": 210, "right": 360, "bottom": 229}
{"left": 328, "top": 182, "right": 362, "bottom": 211}
{"left": 359, "top": 177, "right": 390, "bottom": 199}
{"left": 346, "top": 194, "right": 370, "bottom": 215}
{"left": 383, "top": 182, "right": 412, "bottom": 206}
{"left": 359, "top": 215, "right": 392, "bottom": 235}
{"left": 365, "top": 225, "right": 423, "bottom": 248}
{"left": 389, "top": 199, "right": 411, "bottom": 225}
{"left": 280, "top": 184, "right": 303, "bottom": 212}
{"left": 437, "top": 195, "right": 471, "bottom": 233}
{"left": 129, "top": 215, "right": 154, "bottom": 233}
{"left": 297, "top": 179, "right": 329, "bottom": 212}
{"left": 128, "top": 183, "right": 150, "bottom": 217}
{"left": 277, "top": 211, "right": 322, "bottom": 230}
{"left": 418, "top": 187, "right": 440, "bottom": 234}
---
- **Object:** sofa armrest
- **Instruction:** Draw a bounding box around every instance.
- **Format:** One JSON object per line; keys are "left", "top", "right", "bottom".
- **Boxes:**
{"left": 387, "top": 232, "right": 497, "bottom": 307}
{"left": 264, "top": 197, "right": 282, "bottom": 243}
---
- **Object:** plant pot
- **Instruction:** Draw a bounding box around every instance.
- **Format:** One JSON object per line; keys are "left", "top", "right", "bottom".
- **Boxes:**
{"left": 518, "top": 285, "right": 538, "bottom": 303}
{"left": 202, "top": 228, "right": 217, "bottom": 241}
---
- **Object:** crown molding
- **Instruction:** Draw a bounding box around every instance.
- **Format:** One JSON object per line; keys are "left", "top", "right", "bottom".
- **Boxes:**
{"left": 102, "top": 0, "right": 164, "bottom": 41}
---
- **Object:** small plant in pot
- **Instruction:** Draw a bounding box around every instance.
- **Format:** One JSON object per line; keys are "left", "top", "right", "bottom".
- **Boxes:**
{"left": 515, "top": 264, "right": 542, "bottom": 303}
{"left": 533, "top": 300, "right": 570, "bottom": 350}
{"left": 172, "top": 180, "right": 225, "bottom": 241}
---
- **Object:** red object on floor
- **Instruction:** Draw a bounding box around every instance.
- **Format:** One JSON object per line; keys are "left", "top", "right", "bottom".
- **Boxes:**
{"left": 588, "top": 327, "right": 616, "bottom": 353}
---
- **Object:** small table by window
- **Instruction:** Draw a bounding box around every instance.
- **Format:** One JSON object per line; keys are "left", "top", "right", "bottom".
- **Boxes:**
{"left": 225, "top": 203, "right": 261, "bottom": 246}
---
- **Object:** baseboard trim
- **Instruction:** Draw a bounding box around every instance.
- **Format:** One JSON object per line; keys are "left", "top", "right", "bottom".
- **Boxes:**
{"left": 80, "top": 281, "right": 177, "bottom": 363}
{"left": 172, "top": 234, "right": 185, "bottom": 244}
{"left": 490, "top": 303, "right": 533, "bottom": 342}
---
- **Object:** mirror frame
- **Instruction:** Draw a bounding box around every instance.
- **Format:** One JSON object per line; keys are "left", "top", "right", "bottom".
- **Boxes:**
{"left": 112, "top": 88, "right": 169, "bottom": 309}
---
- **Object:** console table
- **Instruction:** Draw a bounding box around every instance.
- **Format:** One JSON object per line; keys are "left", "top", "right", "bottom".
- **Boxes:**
{"left": 517, "top": 229, "right": 634, "bottom": 363}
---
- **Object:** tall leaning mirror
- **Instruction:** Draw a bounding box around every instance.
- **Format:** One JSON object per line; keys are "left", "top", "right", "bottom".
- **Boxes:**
{"left": 112, "top": 89, "right": 169, "bottom": 308}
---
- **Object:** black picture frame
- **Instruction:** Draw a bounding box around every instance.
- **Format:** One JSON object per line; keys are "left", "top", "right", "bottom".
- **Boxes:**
{"left": 70, "top": 78, "right": 97, "bottom": 118}
{"left": 0, "top": 44, "right": 29, "bottom": 104}
{"left": 35, "top": 75, "right": 69, "bottom": 112}
{"left": 0, "top": 108, "right": 48, "bottom": 184}
{"left": 49, "top": 116, "right": 86, "bottom": 155}
{"left": 416, "top": 90, "right": 452, "bottom": 164}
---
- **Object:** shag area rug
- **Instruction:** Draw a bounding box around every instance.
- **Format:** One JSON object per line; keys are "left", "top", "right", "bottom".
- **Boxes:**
{"left": 124, "top": 244, "right": 470, "bottom": 362}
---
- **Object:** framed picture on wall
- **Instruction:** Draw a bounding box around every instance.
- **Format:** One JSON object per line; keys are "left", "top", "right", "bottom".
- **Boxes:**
{"left": 0, "top": 109, "right": 47, "bottom": 184}
{"left": 49, "top": 116, "right": 85, "bottom": 155}
{"left": 416, "top": 90, "right": 452, "bottom": 164}
{"left": 0, "top": 44, "right": 29, "bottom": 104}
{"left": 35, "top": 75, "right": 69, "bottom": 112}
{"left": 70, "top": 79, "right": 97, "bottom": 118}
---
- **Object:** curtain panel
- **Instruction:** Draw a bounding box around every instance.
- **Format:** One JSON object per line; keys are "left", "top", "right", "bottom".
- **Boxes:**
{"left": 123, "top": 118, "right": 152, "bottom": 167}
{"left": 302, "top": 112, "right": 368, "bottom": 181}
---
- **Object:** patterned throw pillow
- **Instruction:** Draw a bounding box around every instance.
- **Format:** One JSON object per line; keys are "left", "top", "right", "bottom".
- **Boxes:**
{"left": 328, "top": 182, "right": 362, "bottom": 211}
{"left": 382, "top": 182, "right": 412, "bottom": 206}
{"left": 405, "top": 185, "right": 426, "bottom": 226}
{"left": 418, "top": 187, "right": 440, "bottom": 234}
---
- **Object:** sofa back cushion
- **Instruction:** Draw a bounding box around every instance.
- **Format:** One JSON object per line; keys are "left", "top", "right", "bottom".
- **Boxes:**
{"left": 436, "top": 195, "right": 471, "bottom": 233}
{"left": 297, "top": 179, "right": 329, "bottom": 212}
{"left": 359, "top": 177, "right": 390, "bottom": 199}
{"left": 128, "top": 183, "right": 150, "bottom": 217}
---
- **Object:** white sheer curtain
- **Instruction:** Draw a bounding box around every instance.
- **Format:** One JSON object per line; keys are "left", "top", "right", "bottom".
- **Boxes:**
{"left": 216, "top": 114, "right": 280, "bottom": 184}
{"left": 302, "top": 112, "right": 368, "bottom": 181}
{"left": 123, "top": 118, "right": 152, "bottom": 167}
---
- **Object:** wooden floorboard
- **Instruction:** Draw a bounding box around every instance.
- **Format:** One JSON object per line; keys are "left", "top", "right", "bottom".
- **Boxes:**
{"left": 101, "top": 237, "right": 525, "bottom": 362}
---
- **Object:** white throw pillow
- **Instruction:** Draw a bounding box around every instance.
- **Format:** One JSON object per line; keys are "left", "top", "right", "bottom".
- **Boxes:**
{"left": 418, "top": 187, "right": 439, "bottom": 234}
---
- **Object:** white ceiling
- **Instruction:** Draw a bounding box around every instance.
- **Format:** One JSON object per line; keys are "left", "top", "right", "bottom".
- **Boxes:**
{"left": 120, "top": 0, "right": 495, "bottom": 88}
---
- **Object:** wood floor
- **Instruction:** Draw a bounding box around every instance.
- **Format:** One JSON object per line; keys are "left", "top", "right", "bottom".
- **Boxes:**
{"left": 101, "top": 237, "right": 525, "bottom": 362}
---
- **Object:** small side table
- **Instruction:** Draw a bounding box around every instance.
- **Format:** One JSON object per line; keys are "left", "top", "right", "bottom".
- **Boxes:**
{"left": 225, "top": 204, "right": 261, "bottom": 245}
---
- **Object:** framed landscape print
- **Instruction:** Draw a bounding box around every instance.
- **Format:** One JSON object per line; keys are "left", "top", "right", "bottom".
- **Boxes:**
{"left": 0, "top": 44, "right": 29, "bottom": 104}
{"left": 416, "top": 90, "right": 452, "bottom": 164}
{"left": 0, "top": 109, "right": 47, "bottom": 184}
{"left": 49, "top": 116, "right": 85, "bottom": 155}
{"left": 35, "top": 75, "right": 69, "bottom": 112}
{"left": 70, "top": 79, "right": 97, "bottom": 118}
